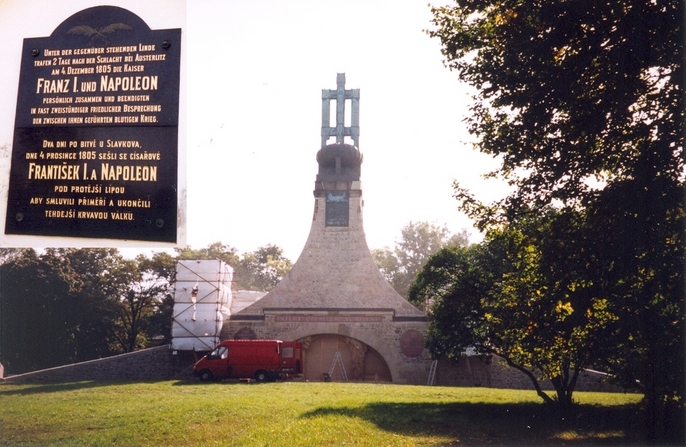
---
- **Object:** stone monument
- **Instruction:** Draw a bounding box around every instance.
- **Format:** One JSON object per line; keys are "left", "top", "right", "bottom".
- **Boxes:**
{"left": 222, "top": 74, "right": 431, "bottom": 383}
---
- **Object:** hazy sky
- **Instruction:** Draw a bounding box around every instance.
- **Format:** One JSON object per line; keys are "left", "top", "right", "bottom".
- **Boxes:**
{"left": 0, "top": 0, "right": 509, "bottom": 261}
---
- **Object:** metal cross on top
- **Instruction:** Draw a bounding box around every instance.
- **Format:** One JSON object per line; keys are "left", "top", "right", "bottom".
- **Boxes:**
{"left": 321, "top": 73, "right": 360, "bottom": 148}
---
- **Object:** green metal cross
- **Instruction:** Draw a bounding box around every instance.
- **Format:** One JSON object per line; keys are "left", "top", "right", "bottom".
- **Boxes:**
{"left": 321, "top": 73, "right": 360, "bottom": 148}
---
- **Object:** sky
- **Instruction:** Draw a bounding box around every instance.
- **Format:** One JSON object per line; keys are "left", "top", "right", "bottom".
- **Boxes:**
{"left": 0, "top": 0, "right": 509, "bottom": 261}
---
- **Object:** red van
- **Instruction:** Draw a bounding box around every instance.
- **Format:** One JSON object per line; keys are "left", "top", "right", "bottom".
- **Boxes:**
{"left": 193, "top": 340, "right": 302, "bottom": 382}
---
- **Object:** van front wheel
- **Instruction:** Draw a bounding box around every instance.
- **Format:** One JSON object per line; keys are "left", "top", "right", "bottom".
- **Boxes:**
{"left": 199, "top": 369, "right": 214, "bottom": 382}
{"left": 254, "top": 370, "right": 269, "bottom": 382}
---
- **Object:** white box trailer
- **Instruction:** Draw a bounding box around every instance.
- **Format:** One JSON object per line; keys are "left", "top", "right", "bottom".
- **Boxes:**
{"left": 171, "top": 260, "right": 233, "bottom": 351}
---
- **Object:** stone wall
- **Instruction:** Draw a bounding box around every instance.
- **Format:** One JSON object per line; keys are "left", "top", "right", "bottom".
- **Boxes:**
{"left": 1, "top": 345, "right": 197, "bottom": 384}
{"left": 2, "top": 344, "right": 629, "bottom": 394}
{"left": 435, "top": 355, "right": 627, "bottom": 393}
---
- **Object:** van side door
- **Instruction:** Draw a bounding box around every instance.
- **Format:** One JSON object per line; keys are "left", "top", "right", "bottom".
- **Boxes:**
{"left": 206, "top": 345, "right": 230, "bottom": 378}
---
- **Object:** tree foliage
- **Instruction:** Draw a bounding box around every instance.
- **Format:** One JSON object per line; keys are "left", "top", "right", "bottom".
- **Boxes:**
{"left": 428, "top": 0, "right": 684, "bottom": 441}
{"left": 0, "top": 241, "right": 292, "bottom": 375}
{"left": 55, "top": 248, "right": 127, "bottom": 359}
{"left": 136, "top": 252, "right": 176, "bottom": 344}
{"left": 429, "top": 0, "right": 682, "bottom": 214}
{"left": 372, "top": 221, "right": 469, "bottom": 299}
{"left": 176, "top": 242, "right": 292, "bottom": 291}
{"left": 583, "top": 178, "right": 685, "bottom": 430}
{"left": 412, "top": 210, "right": 618, "bottom": 407}
{"left": 0, "top": 250, "right": 80, "bottom": 373}
{"left": 107, "top": 256, "right": 174, "bottom": 353}
{"left": 236, "top": 244, "right": 293, "bottom": 291}
{"left": 174, "top": 242, "right": 240, "bottom": 267}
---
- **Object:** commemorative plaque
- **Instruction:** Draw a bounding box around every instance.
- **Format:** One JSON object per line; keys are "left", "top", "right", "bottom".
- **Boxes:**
{"left": 5, "top": 6, "right": 181, "bottom": 242}
{"left": 325, "top": 191, "right": 349, "bottom": 227}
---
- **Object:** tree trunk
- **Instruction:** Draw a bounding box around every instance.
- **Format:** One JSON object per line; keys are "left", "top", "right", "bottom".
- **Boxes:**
{"left": 550, "top": 367, "right": 579, "bottom": 409}
{"left": 501, "top": 356, "right": 553, "bottom": 404}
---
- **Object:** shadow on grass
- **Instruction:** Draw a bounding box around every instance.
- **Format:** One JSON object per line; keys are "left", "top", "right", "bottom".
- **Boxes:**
{"left": 301, "top": 401, "right": 646, "bottom": 446}
{"left": 0, "top": 378, "right": 267, "bottom": 395}
{"left": 0, "top": 380, "right": 145, "bottom": 396}
{"left": 170, "top": 379, "right": 280, "bottom": 386}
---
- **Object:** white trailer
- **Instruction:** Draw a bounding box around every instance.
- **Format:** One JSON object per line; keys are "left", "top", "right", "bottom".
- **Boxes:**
{"left": 171, "top": 260, "right": 233, "bottom": 351}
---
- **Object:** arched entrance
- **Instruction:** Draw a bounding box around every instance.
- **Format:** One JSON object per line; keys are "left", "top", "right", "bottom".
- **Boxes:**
{"left": 299, "top": 334, "right": 391, "bottom": 382}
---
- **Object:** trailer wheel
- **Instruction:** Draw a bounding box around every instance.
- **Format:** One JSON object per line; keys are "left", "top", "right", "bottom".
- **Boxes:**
{"left": 254, "top": 370, "right": 269, "bottom": 382}
{"left": 199, "top": 369, "right": 214, "bottom": 382}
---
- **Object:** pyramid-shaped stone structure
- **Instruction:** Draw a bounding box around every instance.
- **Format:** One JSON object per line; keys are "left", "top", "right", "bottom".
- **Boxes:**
{"left": 235, "top": 143, "right": 423, "bottom": 318}
{"left": 222, "top": 75, "right": 429, "bottom": 383}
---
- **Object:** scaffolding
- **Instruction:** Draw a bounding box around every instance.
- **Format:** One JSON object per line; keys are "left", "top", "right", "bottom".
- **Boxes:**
{"left": 171, "top": 260, "right": 233, "bottom": 351}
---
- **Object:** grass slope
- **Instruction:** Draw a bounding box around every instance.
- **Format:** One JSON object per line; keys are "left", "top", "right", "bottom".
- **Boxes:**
{"left": 0, "top": 381, "right": 643, "bottom": 446}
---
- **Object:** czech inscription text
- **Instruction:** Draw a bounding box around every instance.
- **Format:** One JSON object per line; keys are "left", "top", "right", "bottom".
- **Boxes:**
{"left": 23, "top": 137, "right": 159, "bottom": 220}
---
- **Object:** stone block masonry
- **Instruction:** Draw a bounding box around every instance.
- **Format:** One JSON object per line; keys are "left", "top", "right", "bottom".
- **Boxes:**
{"left": 434, "top": 355, "right": 629, "bottom": 393}
{"left": 1, "top": 345, "right": 197, "bottom": 384}
{"left": 2, "top": 344, "right": 629, "bottom": 393}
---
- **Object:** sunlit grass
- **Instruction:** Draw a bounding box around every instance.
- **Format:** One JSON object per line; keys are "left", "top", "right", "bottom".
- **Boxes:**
{"left": 0, "top": 381, "right": 643, "bottom": 446}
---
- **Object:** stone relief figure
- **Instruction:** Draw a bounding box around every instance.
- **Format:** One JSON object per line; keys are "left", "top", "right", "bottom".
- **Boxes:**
{"left": 233, "top": 327, "right": 257, "bottom": 340}
{"left": 300, "top": 336, "right": 312, "bottom": 350}
{"left": 347, "top": 338, "right": 367, "bottom": 381}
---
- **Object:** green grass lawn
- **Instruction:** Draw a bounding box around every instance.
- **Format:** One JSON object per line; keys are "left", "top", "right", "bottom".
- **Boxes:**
{"left": 0, "top": 381, "right": 643, "bottom": 446}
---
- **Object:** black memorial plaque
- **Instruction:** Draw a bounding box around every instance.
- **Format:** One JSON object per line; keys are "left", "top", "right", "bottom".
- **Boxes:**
{"left": 5, "top": 6, "right": 181, "bottom": 242}
{"left": 325, "top": 191, "right": 349, "bottom": 227}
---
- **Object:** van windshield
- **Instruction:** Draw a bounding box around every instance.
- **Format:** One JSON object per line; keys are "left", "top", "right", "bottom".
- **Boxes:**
{"left": 208, "top": 346, "right": 228, "bottom": 360}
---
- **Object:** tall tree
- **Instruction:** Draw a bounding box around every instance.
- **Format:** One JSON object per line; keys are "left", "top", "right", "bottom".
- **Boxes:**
{"left": 137, "top": 251, "right": 177, "bottom": 343}
{"left": 175, "top": 242, "right": 240, "bottom": 267}
{"left": 175, "top": 242, "right": 242, "bottom": 287}
{"left": 237, "top": 244, "right": 293, "bottom": 291}
{"left": 583, "top": 178, "right": 685, "bottom": 428}
{"left": 430, "top": 0, "right": 682, "bottom": 213}
{"left": 56, "top": 248, "right": 126, "bottom": 360}
{"left": 373, "top": 221, "right": 469, "bottom": 299}
{"left": 108, "top": 258, "right": 168, "bottom": 353}
{"left": 411, "top": 210, "right": 617, "bottom": 408}
{"left": 0, "top": 248, "right": 30, "bottom": 265}
{"left": 0, "top": 250, "right": 81, "bottom": 374}
{"left": 428, "top": 0, "right": 684, "bottom": 442}
{"left": 175, "top": 242, "right": 292, "bottom": 291}
{"left": 139, "top": 251, "right": 178, "bottom": 283}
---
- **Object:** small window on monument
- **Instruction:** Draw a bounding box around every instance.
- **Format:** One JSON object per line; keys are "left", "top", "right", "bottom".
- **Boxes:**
{"left": 326, "top": 191, "right": 349, "bottom": 226}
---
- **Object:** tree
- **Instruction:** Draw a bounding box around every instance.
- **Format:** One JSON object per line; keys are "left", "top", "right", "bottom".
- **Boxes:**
{"left": 428, "top": 0, "right": 684, "bottom": 442}
{"left": 175, "top": 242, "right": 240, "bottom": 267}
{"left": 56, "top": 248, "right": 126, "bottom": 361}
{"left": 373, "top": 221, "right": 469, "bottom": 299}
{"left": 0, "top": 248, "right": 30, "bottom": 265}
{"left": 139, "top": 251, "right": 178, "bottom": 283}
{"left": 411, "top": 210, "right": 617, "bottom": 408}
{"left": 429, "top": 0, "right": 682, "bottom": 213}
{"left": 582, "top": 178, "right": 685, "bottom": 431}
{"left": 108, "top": 258, "right": 169, "bottom": 353}
{"left": 0, "top": 250, "right": 81, "bottom": 374}
{"left": 176, "top": 242, "right": 292, "bottom": 291}
{"left": 408, "top": 244, "right": 497, "bottom": 351}
{"left": 0, "top": 247, "right": 191, "bottom": 372}
{"left": 55, "top": 248, "right": 175, "bottom": 355}
{"left": 237, "top": 244, "right": 293, "bottom": 291}
{"left": 136, "top": 252, "right": 177, "bottom": 343}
